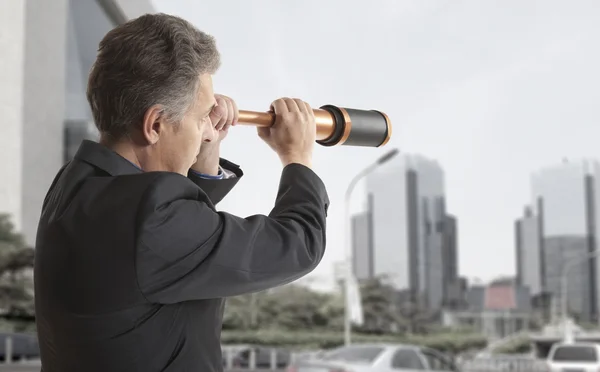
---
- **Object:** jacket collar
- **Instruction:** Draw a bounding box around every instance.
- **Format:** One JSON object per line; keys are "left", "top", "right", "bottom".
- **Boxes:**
{"left": 73, "top": 140, "right": 143, "bottom": 176}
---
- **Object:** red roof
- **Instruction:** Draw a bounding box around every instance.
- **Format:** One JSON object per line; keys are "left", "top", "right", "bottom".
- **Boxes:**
{"left": 484, "top": 285, "right": 516, "bottom": 310}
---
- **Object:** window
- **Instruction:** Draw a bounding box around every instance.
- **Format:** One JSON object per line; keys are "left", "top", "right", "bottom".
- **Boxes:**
{"left": 321, "top": 346, "right": 384, "bottom": 364}
{"left": 421, "top": 350, "right": 456, "bottom": 371}
{"left": 551, "top": 345, "right": 598, "bottom": 363}
{"left": 391, "top": 349, "right": 425, "bottom": 370}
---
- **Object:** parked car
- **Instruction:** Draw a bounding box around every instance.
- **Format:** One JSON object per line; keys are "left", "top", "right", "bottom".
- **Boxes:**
{"left": 287, "top": 343, "right": 459, "bottom": 372}
{"left": 0, "top": 332, "right": 40, "bottom": 361}
{"left": 222, "top": 344, "right": 290, "bottom": 369}
{"left": 547, "top": 342, "right": 600, "bottom": 372}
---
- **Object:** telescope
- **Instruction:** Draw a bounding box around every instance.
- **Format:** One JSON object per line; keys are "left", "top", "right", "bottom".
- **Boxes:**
{"left": 237, "top": 104, "right": 392, "bottom": 147}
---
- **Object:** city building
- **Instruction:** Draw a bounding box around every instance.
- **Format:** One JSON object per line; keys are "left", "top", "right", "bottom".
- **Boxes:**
{"left": 360, "top": 153, "right": 457, "bottom": 310}
{"left": 515, "top": 206, "right": 543, "bottom": 296}
{"left": 351, "top": 202, "right": 374, "bottom": 281}
{"left": 0, "top": 0, "right": 154, "bottom": 245}
{"left": 442, "top": 214, "right": 460, "bottom": 304}
{"left": 442, "top": 280, "right": 531, "bottom": 340}
{"left": 515, "top": 159, "right": 600, "bottom": 323}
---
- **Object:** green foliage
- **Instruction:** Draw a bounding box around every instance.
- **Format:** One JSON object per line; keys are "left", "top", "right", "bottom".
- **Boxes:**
{"left": 223, "top": 284, "right": 343, "bottom": 331}
{"left": 0, "top": 214, "right": 35, "bottom": 330}
{"left": 356, "top": 276, "right": 402, "bottom": 334}
{"left": 577, "top": 320, "right": 600, "bottom": 331}
{"left": 221, "top": 330, "right": 487, "bottom": 353}
{"left": 493, "top": 336, "right": 532, "bottom": 354}
{"left": 222, "top": 276, "right": 487, "bottom": 353}
{"left": 224, "top": 276, "right": 443, "bottom": 335}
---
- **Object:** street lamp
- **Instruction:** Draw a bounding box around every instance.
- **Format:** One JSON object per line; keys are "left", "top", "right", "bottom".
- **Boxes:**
{"left": 343, "top": 148, "right": 400, "bottom": 346}
{"left": 560, "top": 249, "right": 600, "bottom": 343}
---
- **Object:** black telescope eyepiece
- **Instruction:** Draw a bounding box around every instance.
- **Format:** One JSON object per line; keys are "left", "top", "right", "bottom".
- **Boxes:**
{"left": 317, "top": 105, "right": 392, "bottom": 147}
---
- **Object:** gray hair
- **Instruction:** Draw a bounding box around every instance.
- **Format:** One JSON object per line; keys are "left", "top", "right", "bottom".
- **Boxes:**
{"left": 86, "top": 13, "right": 221, "bottom": 139}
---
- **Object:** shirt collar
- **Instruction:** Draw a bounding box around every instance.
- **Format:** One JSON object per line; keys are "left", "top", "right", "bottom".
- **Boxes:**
{"left": 73, "top": 140, "right": 143, "bottom": 176}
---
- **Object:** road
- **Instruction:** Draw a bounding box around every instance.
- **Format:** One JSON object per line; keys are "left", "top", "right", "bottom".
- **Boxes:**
{"left": 0, "top": 366, "right": 39, "bottom": 372}
{"left": 0, "top": 365, "right": 282, "bottom": 372}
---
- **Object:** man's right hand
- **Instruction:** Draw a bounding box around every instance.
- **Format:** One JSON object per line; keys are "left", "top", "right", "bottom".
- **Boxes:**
{"left": 257, "top": 98, "right": 316, "bottom": 169}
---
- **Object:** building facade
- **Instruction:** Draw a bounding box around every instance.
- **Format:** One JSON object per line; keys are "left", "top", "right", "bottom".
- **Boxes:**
{"left": 0, "top": 0, "right": 154, "bottom": 245}
{"left": 515, "top": 159, "right": 600, "bottom": 322}
{"left": 442, "top": 214, "right": 459, "bottom": 303}
{"left": 351, "top": 200, "right": 374, "bottom": 281}
{"left": 515, "top": 206, "right": 543, "bottom": 296}
{"left": 361, "top": 153, "right": 456, "bottom": 311}
{"left": 442, "top": 281, "right": 531, "bottom": 340}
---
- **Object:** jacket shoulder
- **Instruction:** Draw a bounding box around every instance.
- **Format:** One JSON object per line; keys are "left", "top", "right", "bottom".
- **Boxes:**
{"left": 138, "top": 171, "right": 214, "bottom": 213}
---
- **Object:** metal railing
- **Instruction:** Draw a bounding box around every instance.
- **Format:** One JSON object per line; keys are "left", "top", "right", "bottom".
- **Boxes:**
{"left": 460, "top": 356, "right": 547, "bottom": 372}
{"left": 0, "top": 336, "right": 37, "bottom": 365}
{"left": 0, "top": 336, "right": 550, "bottom": 372}
{"left": 221, "top": 346, "right": 320, "bottom": 370}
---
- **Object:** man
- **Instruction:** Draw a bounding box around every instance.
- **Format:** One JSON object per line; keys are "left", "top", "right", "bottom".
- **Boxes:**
{"left": 34, "top": 13, "right": 329, "bottom": 372}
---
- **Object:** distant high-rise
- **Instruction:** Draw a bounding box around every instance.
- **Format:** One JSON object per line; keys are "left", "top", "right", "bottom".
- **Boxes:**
{"left": 515, "top": 159, "right": 600, "bottom": 322}
{"left": 351, "top": 200, "right": 374, "bottom": 280}
{"left": 515, "top": 206, "right": 542, "bottom": 296}
{"left": 442, "top": 215, "right": 459, "bottom": 298}
{"left": 364, "top": 153, "right": 455, "bottom": 310}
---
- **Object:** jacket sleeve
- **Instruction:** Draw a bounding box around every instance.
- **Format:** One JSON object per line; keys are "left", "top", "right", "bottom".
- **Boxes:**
{"left": 135, "top": 163, "right": 329, "bottom": 303}
{"left": 186, "top": 158, "right": 243, "bottom": 205}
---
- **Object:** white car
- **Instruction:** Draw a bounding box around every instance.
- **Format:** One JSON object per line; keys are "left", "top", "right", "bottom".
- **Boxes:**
{"left": 547, "top": 342, "right": 600, "bottom": 372}
{"left": 287, "top": 343, "right": 459, "bottom": 372}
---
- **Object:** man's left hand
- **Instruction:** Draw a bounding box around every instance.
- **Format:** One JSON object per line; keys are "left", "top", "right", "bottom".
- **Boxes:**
{"left": 209, "top": 94, "right": 239, "bottom": 142}
{"left": 192, "top": 94, "right": 239, "bottom": 176}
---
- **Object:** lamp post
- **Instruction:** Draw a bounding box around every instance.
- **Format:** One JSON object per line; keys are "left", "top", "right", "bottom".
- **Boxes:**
{"left": 560, "top": 249, "right": 600, "bottom": 343}
{"left": 343, "top": 148, "right": 400, "bottom": 346}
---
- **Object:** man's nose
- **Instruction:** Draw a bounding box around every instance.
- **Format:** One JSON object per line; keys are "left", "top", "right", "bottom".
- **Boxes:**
{"left": 203, "top": 126, "right": 218, "bottom": 143}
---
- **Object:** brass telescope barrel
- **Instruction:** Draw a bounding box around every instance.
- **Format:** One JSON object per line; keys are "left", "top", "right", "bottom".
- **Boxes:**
{"left": 237, "top": 104, "right": 392, "bottom": 147}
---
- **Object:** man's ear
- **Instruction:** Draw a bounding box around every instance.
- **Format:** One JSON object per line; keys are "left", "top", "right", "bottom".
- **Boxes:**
{"left": 141, "top": 105, "right": 165, "bottom": 145}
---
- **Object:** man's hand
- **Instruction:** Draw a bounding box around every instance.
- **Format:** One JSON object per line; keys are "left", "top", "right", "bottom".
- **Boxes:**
{"left": 257, "top": 98, "right": 315, "bottom": 169}
{"left": 209, "top": 94, "right": 239, "bottom": 142}
{"left": 192, "top": 94, "right": 239, "bottom": 176}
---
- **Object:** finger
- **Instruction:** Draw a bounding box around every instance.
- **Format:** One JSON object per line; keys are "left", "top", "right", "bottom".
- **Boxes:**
{"left": 216, "top": 95, "right": 231, "bottom": 131}
{"left": 283, "top": 97, "right": 301, "bottom": 112}
{"left": 230, "top": 98, "right": 239, "bottom": 126}
{"left": 223, "top": 97, "right": 235, "bottom": 131}
{"left": 271, "top": 98, "right": 288, "bottom": 114}
{"left": 215, "top": 99, "right": 232, "bottom": 131}
{"left": 294, "top": 99, "right": 311, "bottom": 115}
{"left": 303, "top": 100, "right": 315, "bottom": 121}
{"left": 209, "top": 99, "right": 227, "bottom": 130}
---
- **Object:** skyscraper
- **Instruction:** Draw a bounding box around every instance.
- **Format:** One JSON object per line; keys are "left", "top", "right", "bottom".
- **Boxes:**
{"left": 515, "top": 159, "right": 600, "bottom": 322}
{"left": 442, "top": 214, "right": 459, "bottom": 299}
{"left": 351, "top": 194, "right": 375, "bottom": 281}
{"left": 364, "top": 153, "right": 455, "bottom": 310}
{"left": 515, "top": 206, "right": 543, "bottom": 296}
{"left": 0, "top": 0, "right": 154, "bottom": 244}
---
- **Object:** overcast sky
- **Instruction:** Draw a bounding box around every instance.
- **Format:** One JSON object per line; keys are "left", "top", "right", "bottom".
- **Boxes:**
{"left": 152, "top": 0, "right": 600, "bottom": 289}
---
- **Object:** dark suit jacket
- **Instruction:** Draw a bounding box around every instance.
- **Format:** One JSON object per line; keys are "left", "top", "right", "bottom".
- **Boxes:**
{"left": 34, "top": 140, "right": 329, "bottom": 372}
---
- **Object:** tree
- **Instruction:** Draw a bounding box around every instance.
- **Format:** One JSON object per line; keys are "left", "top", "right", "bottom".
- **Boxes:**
{"left": 358, "top": 276, "right": 437, "bottom": 335}
{"left": 0, "top": 214, "right": 35, "bottom": 329}
{"left": 222, "top": 293, "right": 255, "bottom": 330}
{"left": 222, "top": 277, "right": 441, "bottom": 336}
{"left": 259, "top": 285, "right": 332, "bottom": 330}
{"left": 223, "top": 284, "right": 344, "bottom": 331}
{"left": 357, "top": 276, "right": 404, "bottom": 334}
{"left": 398, "top": 295, "right": 435, "bottom": 334}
